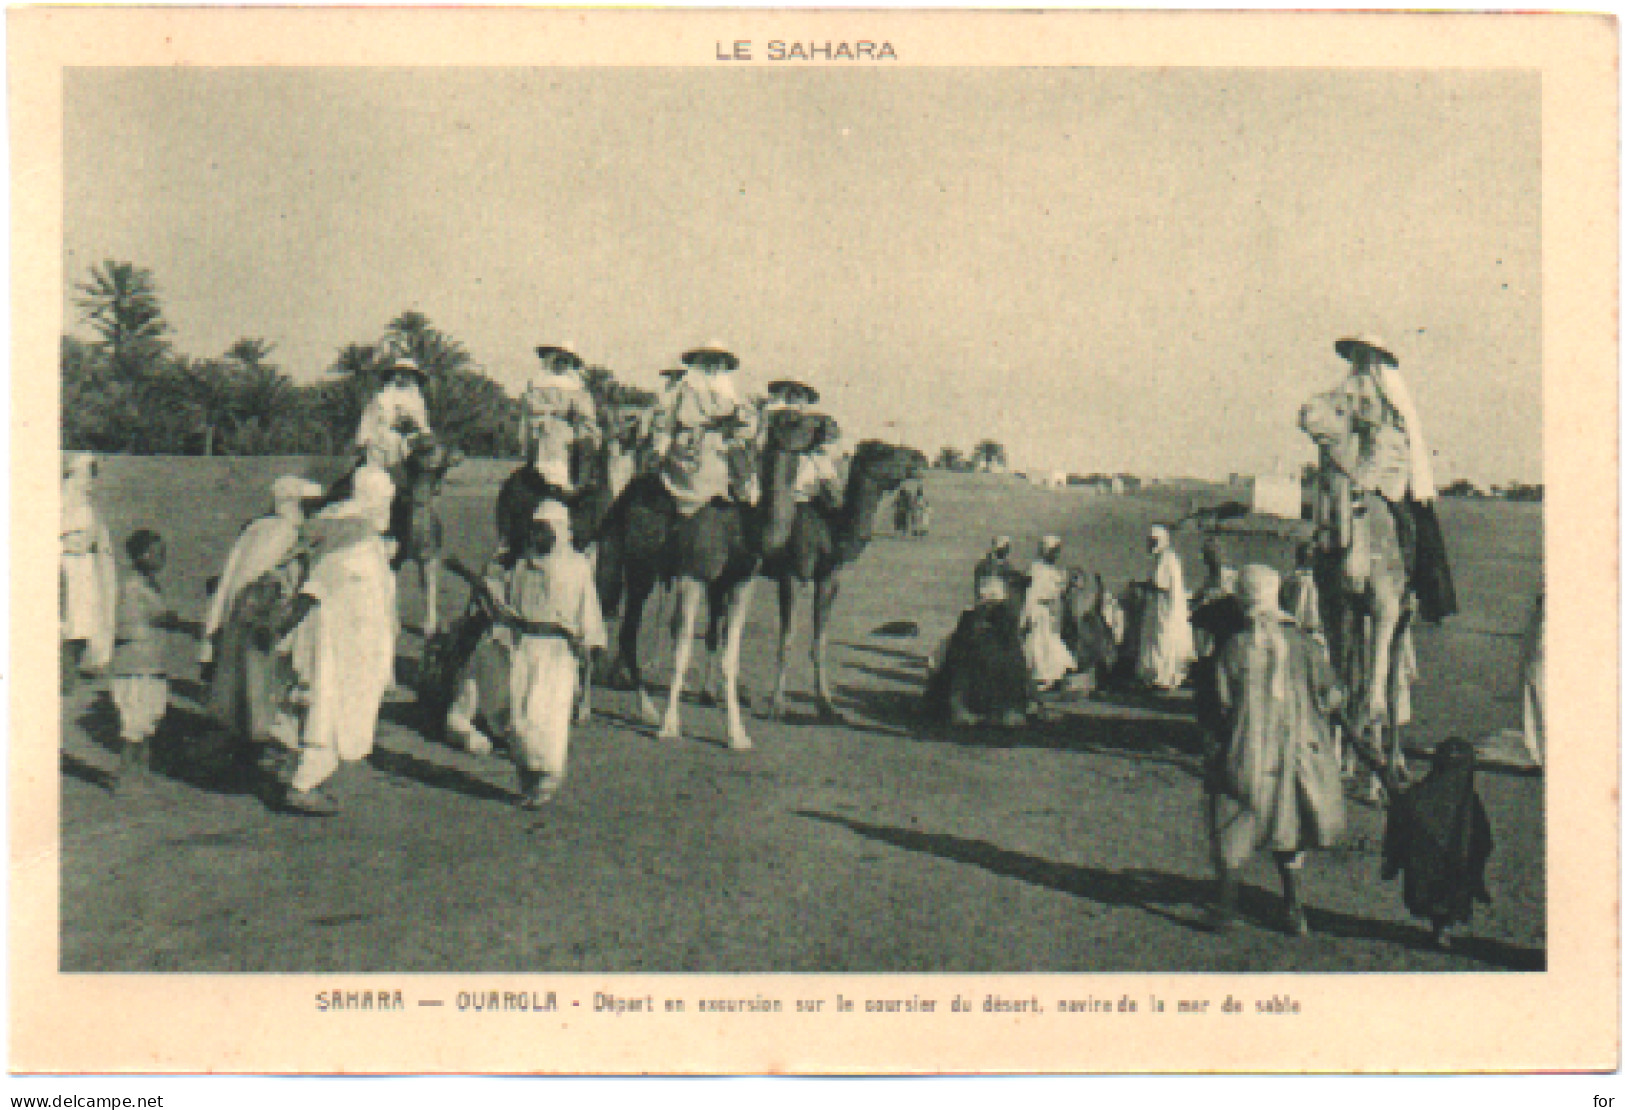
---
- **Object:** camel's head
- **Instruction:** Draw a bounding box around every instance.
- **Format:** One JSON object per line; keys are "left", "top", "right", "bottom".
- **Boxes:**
{"left": 852, "top": 440, "right": 928, "bottom": 490}
{"left": 1298, "top": 389, "right": 1354, "bottom": 448}
{"left": 764, "top": 408, "right": 824, "bottom": 455}
{"left": 404, "top": 437, "right": 463, "bottom": 483}
{"left": 602, "top": 405, "right": 646, "bottom": 448}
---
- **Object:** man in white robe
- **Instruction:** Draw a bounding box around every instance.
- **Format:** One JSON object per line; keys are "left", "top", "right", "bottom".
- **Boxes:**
{"left": 277, "top": 466, "right": 398, "bottom": 815}
{"left": 201, "top": 475, "right": 322, "bottom": 665}
{"left": 1021, "top": 535, "right": 1076, "bottom": 688}
{"left": 1137, "top": 524, "right": 1195, "bottom": 690}
{"left": 61, "top": 453, "right": 117, "bottom": 679}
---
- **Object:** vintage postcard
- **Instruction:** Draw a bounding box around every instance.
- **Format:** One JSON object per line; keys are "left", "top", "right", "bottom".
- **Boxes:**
{"left": 10, "top": 7, "right": 1617, "bottom": 1075}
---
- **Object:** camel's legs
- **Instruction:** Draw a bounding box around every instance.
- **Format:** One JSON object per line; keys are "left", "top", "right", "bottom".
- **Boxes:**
{"left": 575, "top": 652, "right": 593, "bottom": 726}
{"left": 699, "top": 602, "right": 726, "bottom": 707}
{"left": 616, "top": 569, "right": 661, "bottom": 727}
{"left": 420, "top": 556, "right": 440, "bottom": 638}
{"left": 721, "top": 579, "right": 755, "bottom": 750}
{"left": 767, "top": 575, "right": 799, "bottom": 720}
{"left": 660, "top": 579, "right": 705, "bottom": 741}
{"left": 811, "top": 573, "right": 842, "bottom": 720}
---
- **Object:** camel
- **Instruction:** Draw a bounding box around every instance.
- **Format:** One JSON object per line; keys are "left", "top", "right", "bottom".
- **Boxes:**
{"left": 596, "top": 409, "right": 822, "bottom": 750}
{"left": 1299, "top": 388, "right": 1415, "bottom": 793}
{"left": 761, "top": 440, "right": 927, "bottom": 721}
{"left": 1059, "top": 571, "right": 1121, "bottom": 695}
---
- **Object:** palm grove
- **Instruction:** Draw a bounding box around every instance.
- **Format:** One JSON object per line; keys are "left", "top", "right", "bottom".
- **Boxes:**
{"left": 62, "top": 261, "right": 654, "bottom": 458}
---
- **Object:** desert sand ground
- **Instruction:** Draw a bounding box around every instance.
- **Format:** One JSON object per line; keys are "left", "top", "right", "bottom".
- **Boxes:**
{"left": 58, "top": 458, "right": 1543, "bottom": 972}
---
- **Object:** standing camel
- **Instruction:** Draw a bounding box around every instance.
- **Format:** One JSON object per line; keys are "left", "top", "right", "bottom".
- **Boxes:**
{"left": 1299, "top": 388, "right": 1415, "bottom": 791}
{"left": 381, "top": 436, "right": 462, "bottom": 637}
{"left": 596, "top": 409, "right": 821, "bottom": 750}
{"left": 762, "top": 440, "right": 926, "bottom": 721}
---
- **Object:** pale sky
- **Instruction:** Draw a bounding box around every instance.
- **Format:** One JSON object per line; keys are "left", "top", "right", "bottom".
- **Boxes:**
{"left": 64, "top": 68, "right": 1541, "bottom": 484}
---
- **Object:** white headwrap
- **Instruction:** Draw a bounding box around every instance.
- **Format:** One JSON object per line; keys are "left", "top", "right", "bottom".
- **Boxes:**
{"left": 1373, "top": 364, "right": 1437, "bottom": 501}
{"left": 1238, "top": 564, "right": 1289, "bottom": 702}
{"left": 272, "top": 475, "right": 323, "bottom": 512}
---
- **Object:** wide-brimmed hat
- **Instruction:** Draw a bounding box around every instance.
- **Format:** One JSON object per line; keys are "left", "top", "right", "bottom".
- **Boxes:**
{"left": 535, "top": 342, "right": 585, "bottom": 368}
{"left": 382, "top": 354, "right": 428, "bottom": 381}
{"left": 659, "top": 365, "right": 688, "bottom": 381}
{"left": 681, "top": 340, "right": 739, "bottom": 371}
{"left": 1334, "top": 334, "right": 1398, "bottom": 366}
{"left": 767, "top": 379, "right": 820, "bottom": 406}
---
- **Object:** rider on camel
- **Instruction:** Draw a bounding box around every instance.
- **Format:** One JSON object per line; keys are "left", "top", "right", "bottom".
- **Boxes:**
{"left": 522, "top": 342, "right": 600, "bottom": 494}
{"left": 1330, "top": 334, "right": 1458, "bottom": 623}
{"left": 793, "top": 413, "right": 844, "bottom": 514}
{"left": 656, "top": 340, "right": 760, "bottom": 513}
{"left": 354, "top": 354, "right": 432, "bottom": 478}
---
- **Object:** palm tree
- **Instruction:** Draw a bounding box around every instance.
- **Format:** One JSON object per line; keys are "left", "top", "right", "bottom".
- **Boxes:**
{"left": 970, "top": 439, "right": 1008, "bottom": 473}
{"left": 174, "top": 357, "right": 242, "bottom": 457}
{"left": 74, "top": 260, "right": 170, "bottom": 377}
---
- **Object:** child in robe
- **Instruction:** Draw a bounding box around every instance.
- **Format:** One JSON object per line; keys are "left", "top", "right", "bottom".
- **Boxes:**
{"left": 109, "top": 529, "right": 185, "bottom": 788}
{"left": 1380, "top": 737, "right": 1495, "bottom": 949}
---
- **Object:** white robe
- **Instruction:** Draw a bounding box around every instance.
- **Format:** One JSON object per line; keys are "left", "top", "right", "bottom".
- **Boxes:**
{"left": 1137, "top": 547, "right": 1195, "bottom": 689}
{"left": 1021, "top": 561, "right": 1075, "bottom": 686}
{"left": 354, "top": 383, "right": 431, "bottom": 469}
{"left": 61, "top": 481, "right": 117, "bottom": 669}
{"left": 204, "top": 514, "right": 301, "bottom": 643}
{"left": 290, "top": 534, "right": 397, "bottom": 763}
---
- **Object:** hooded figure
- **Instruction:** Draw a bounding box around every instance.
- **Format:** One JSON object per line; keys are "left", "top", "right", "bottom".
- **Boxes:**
{"left": 61, "top": 453, "right": 117, "bottom": 676}
{"left": 1136, "top": 525, "right": 1195, "bottom": 690}
{"left": 205, "top": 475, "right": 323, "bottom": 748}
{"left": 1207, "top": 564, "right": 1347, "bottom": 935}
{"left": 498, "top": 498, "right": 607, "bottom": 808}
{"left": 1381, "top": 737, "right": 1494, "bottom": 948}
{"left": 279, "top": 466, "right": 398, "bottom": 814}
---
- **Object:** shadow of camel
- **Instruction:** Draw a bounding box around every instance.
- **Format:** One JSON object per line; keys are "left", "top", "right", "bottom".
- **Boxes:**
{"left": 795, "top": 811, "right": 1546, "bottom": 970}
{"left": 831, "top": 679, "right": 1207, "bottom": 777}
{"left": 832, "top": 639, "right": 929, "bottom": 665}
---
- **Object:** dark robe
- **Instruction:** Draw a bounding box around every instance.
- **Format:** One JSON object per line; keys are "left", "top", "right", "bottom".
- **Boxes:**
{"left": 1190, "top": 594, "right": 1249, "bottom": 736}
{"left": 1381, "top": 739, "right": 1494, "bottom": 926}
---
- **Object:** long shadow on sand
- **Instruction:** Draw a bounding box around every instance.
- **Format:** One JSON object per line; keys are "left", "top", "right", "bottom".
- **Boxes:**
{"left": 74, "top": 681, "right": 262, "bottom": 797}
{"left": 834, "top": 679, "right": 1206, "bottom": 779}
{"left": 797, "top": 811, "right": 1545, "bottom": 971}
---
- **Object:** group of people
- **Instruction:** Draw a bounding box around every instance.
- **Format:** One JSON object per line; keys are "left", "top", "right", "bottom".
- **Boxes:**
{"left": 60, "top": 330, "right": 1523, "bottom": 948}
{"left": 60, "top": 337, "right": 860, "bottom": 815}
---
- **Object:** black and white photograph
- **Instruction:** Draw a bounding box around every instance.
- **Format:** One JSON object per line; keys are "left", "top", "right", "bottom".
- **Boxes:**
{"left": 14, "top": 7, "right": 1616, "bottom": 1079}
